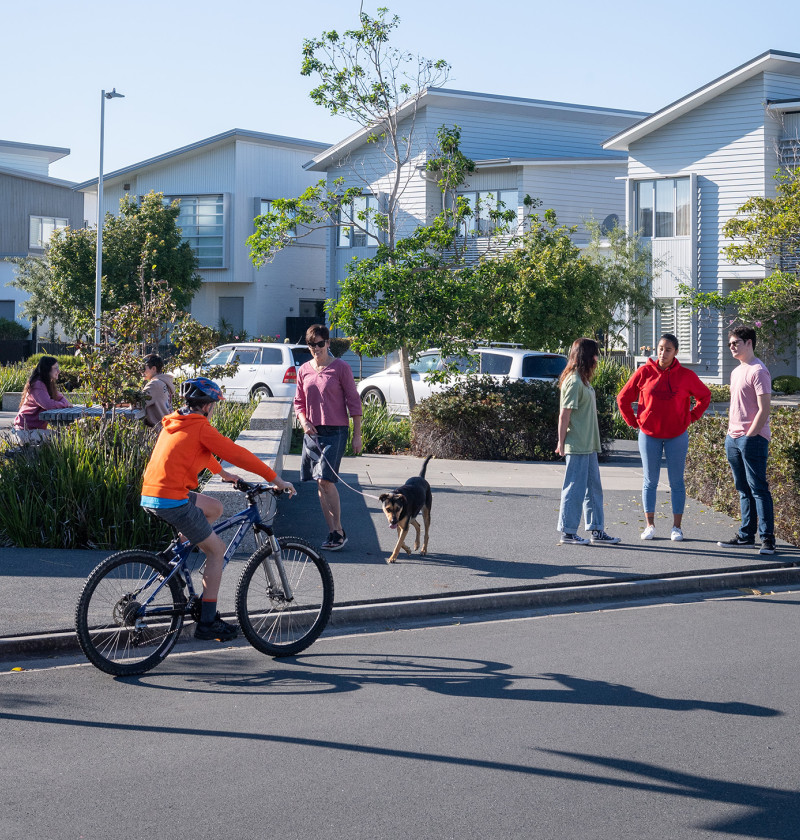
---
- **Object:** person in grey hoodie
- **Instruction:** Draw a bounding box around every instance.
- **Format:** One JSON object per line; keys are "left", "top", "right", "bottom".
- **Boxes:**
{"left": 139, "top": 354, "right": 175, "bottom": 427}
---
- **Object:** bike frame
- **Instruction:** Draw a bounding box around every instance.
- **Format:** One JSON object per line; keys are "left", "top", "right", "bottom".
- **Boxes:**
{"left": 134, "top": 493, "right": 293, "bottom": 622}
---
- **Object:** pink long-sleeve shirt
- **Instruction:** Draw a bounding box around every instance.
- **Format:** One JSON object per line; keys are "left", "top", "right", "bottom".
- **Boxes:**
{"left": 294, "top": 358, "right": 362, "bottom": 426}
{"left": 13, "top": 380, "right": 71, "bottom": 430}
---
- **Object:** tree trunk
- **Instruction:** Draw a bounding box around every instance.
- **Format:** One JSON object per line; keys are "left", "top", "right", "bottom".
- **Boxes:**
{"left": 398, "top": 345, "right": 417, "bottom": 412}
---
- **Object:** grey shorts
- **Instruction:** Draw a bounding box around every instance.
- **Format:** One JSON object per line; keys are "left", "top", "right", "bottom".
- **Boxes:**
{"left": 300, "top": 425, "right": 348, "bottom": 483}
{"left": 143, "top": 492, "right": 212, "bottom": 545}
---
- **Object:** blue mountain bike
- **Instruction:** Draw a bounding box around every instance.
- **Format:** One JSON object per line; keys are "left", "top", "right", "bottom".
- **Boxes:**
{"left": 75, "top": 480, "right": 334, "bottom": 676}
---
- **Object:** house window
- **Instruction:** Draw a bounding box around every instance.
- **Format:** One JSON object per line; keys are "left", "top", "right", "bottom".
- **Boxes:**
{"left": 338, "top": 195, "right": 379, "bottom": 247}
{"left": 29, "top": 216, "right": 68, "bottom": 248}
{"left": 259, "top": 199, "right": 296, "bottom": 238}
{"left": 453, "top": 190, "right": 518, "bottom": 235}
{"left": 218, "top": 296, "right": 244, "bottom": 333}
{"left": 639, "top": 298, "right": 693, "bottom": 358}
{"left": 168, "top": 195, "right": 225, "bottom": 268}
{"left": 635, "top": 178, "right": 690, "bottom": 238}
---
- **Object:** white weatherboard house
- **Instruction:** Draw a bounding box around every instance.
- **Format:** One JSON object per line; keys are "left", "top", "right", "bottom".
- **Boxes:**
{"left": 0, "top": 140, "right": 84, "bottom": 330}
{"left": 604, "top": 49, "right": 800, "bottom": 381}
{"left": 75, "top": 129, "right": 330, "bottom": 342}
{"left": 304, "top": 87, "right": 647, "bottom": 304}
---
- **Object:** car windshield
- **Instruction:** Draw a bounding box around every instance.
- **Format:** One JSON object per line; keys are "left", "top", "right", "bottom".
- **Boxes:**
{"left": 521, "top": 355, "right": 567, "bottom": 379}
{"left": 410, "top": 354, "right": 441, "bottom": 373}
{"left": 205, "top": 347, "right": 234, "bottom": 366}
{"left": 291, "top": 347, "right": 312, "bottom": 366}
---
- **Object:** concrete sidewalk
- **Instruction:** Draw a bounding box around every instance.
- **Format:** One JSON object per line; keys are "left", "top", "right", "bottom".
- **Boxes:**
{"left": 1, "top": 441, "right": 798, "bottom": 660}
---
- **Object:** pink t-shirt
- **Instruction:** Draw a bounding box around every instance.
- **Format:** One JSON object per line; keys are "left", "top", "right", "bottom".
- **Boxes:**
{"left": 728, "top": 358, "right": 771, "bottom": 440}
{"left": 294, "top": 357, "right": 362, "bottom": 426}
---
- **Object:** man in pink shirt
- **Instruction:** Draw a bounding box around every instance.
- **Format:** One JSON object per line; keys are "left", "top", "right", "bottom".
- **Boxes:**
{"left": 716, "top": 326, "right": 775, "bottom": 555}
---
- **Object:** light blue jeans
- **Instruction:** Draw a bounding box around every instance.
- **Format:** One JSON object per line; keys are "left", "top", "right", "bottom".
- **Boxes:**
{"left": 638, "top": 429, "right": 689, "bottom": 515}
{"left": 557, "top": 452, "right": 604, "bottom": 534}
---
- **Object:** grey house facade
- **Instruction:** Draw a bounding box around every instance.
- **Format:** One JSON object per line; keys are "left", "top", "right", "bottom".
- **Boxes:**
{"left": 75, "top": 129, "right": 330, "bottom": 342}
{"left": 304, "top": 87, "right": 647, "bottom": 306}
{"left": 0, "top": 140, "right": 85, "bottom": 328}
{"left": 604, "top": 49, "right": 800, "bottom": 381}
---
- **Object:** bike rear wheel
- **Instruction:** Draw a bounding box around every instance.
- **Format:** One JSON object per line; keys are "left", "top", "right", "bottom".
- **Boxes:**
{"left": 236, "top": 537, "right": 333, "bottom": 657}
{"left": 75, "top": 550, "right": 186, "bottom": 676}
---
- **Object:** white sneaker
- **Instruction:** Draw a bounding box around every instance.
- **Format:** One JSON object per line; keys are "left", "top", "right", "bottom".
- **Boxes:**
{"left": 640, "top": 525, "right": 656, "bottom": 540}
{"left": 671, "top": 527, "right": 684, "bottom": 542}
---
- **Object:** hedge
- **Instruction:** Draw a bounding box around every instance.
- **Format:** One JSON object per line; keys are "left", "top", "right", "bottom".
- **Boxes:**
{"left": 686, "top": 408, "right": 800, "bottom": 546}
{"left": 410, "top": 376, "right": 617, "bottom": 462}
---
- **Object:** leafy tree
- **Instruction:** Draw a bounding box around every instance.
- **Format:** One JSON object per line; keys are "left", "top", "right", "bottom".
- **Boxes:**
{"left": 583, "top": 218, "right": 655, "bottom": 351}
{"left": 477, "top": 205, "right": 604, "bottom": 352}
{"left": 6, "top": 255, "right": 80, "bottom": 340}
{"left": 48, "top": 191, "right": 202, "bottom": 339}
{"left": 249, "top": 7, "right": 451, "bottom": 409}
{"left": 681, "top": 167, "right": 800, "bottom": 360}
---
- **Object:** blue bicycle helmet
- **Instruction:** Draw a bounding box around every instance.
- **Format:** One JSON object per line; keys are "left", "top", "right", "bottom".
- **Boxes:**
{"left": 180, "top": 377, "right": 225, "bottom": 403}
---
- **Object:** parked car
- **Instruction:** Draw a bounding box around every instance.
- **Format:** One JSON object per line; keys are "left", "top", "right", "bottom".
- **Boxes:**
{"left": 356, "top": 346, "right": 568, "bottom": 414}
{"left": 174, "top": 343, "right": 313, "bottom": 402}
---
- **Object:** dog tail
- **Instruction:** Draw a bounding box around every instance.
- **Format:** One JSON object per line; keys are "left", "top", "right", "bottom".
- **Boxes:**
{"left": 419, "top": 454, "right": 433, "bottom": 479}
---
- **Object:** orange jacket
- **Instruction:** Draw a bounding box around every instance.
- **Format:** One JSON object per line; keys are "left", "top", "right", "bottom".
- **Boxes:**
{"left": 141, "top": 411, "right": 277, "bottom": 500}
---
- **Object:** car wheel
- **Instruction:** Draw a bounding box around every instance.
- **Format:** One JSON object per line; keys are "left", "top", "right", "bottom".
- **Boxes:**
{"left": 251, "top": 385, "right": 273, "bottom": 401}
{"left": 360, "top": 387, "right": 386, "bottom": 407}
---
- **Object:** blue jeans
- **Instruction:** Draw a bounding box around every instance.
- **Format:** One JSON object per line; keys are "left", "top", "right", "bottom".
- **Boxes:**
{"left": 724, "top": 434, "right": 774, "bottom": 540}
{"left": 638, "top": 430, "right": 689, "bottom": 515}
{"left": 557, "top": 452, "right": 604, "bottom": 534}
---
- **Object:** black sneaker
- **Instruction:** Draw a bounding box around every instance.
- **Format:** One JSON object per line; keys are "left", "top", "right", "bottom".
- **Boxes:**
{"left": 558, "top": 533, "right": 590, "bottom": 546}
{"left": 759, "top": 537, "right": 776, "bottom": 556}
{"left": 323, "top": 530, "right": 347, "bottom": 551}
{"left": 194, "top": 613, "right": 238, "bottom": 641}
{"left": 590, "top": 530, "right": 621, "bottom": 545}
{"left": 716, "top": 535, "right": 756, "bottom": 547}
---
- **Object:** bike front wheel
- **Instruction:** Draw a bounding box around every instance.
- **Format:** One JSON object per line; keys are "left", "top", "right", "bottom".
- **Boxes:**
{"left": 75, "top": 550, "right": 186, "bottom": 676}
{"left": 236, "top": 537, "right": 334, "bottom": 657}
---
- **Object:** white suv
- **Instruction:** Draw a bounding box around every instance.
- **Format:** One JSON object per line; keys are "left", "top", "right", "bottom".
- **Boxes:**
{"left": 180, "top": 343, "right": 313, "bottom": 402}
{"left": 356, "top": 346, "right": 567, "bottom": 414}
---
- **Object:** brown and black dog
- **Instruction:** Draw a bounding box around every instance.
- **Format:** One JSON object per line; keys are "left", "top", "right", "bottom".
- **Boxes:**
{"left": 379, "top": 455, "right": 433, "bottom": 564}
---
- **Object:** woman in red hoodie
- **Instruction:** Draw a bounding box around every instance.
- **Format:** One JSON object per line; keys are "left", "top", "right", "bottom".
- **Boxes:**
{"left": 617, "top": 334, "right": 710, "bottom": 542}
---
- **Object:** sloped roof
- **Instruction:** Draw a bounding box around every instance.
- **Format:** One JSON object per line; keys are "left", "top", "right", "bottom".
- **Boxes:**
{"left": 305, "top": 87, "right": 646, "bottom": 171}
{"left": 604, "top": 49, "right": 800, "bottom": 151}
{"left": 0, "top": 139, "right": 70, "bottom": 165}
{"left": 74, "top": 129, "right": 330, "bottom": 191}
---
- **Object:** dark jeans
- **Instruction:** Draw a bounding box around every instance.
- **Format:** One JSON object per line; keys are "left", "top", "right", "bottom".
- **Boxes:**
{"left": 724, "top": 434, "right": 773, "bottom": 540}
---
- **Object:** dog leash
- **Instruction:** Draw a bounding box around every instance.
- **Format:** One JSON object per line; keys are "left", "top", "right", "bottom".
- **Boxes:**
{"left": 306, "top": 434, "right": 383, "bottom": 502}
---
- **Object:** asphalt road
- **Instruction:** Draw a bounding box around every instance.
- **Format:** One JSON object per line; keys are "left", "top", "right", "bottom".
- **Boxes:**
{"left": 2, "top": 588, "right": 799, "bottom": 840}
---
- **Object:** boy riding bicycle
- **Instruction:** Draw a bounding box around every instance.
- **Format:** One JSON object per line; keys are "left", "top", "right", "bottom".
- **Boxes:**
{"left": 140, "top": 377, "right": 295, "bottom": 642}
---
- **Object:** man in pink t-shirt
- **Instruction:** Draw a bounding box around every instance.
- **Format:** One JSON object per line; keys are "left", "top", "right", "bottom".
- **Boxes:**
{"left": 716, "top": 326, "right": 775, "bottom": 555}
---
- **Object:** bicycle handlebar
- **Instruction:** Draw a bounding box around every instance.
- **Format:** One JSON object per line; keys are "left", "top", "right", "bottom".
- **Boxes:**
{"left": 233, "top": 478, "right": 285, "bottom": 495}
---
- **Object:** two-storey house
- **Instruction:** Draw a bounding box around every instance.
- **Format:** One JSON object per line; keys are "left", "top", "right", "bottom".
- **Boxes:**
{"left": 75, "top": 129, "right": 330, "bottom": 342}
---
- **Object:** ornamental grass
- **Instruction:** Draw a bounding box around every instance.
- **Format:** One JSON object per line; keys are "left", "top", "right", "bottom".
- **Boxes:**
{"left": 0, "top": 400, "right": 256, "bottom": 549}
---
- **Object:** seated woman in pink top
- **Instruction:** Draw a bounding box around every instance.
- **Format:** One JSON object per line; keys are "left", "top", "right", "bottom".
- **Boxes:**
{"left": 12, "top": 355, "right": 72, "bottom": 443}
{"left": 294, "top": 324, "right": 362, "bottom": 552}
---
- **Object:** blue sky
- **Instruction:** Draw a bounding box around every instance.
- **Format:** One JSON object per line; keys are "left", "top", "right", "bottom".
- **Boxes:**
{"left": 2, "top": 0, "right": 800, "bottom": 183}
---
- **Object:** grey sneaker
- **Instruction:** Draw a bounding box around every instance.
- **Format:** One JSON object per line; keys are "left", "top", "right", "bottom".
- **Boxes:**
{"left": 716, "top": 535, "right": 756, "bottom": 548}
{"left": 759, "top": 537, "right": 776, "bottom": 556}
{"left": 590, "top": 530, "right": 621, "bottom": 545}
{"left": 559, "top": 533, "right": 590, "bottom": 545}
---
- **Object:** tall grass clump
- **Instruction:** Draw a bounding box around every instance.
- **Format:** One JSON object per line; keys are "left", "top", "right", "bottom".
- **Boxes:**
{"left": 0, "top": 400, "right": 257, "bottom": 549}
{"left": 0, "top": 362, "right": 30, "bottom": 396}
{"left": 346, "top": 402, "right": 411, "bottom": 454}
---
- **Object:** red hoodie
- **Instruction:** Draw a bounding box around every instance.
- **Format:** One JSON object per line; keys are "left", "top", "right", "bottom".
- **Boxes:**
{"left": 617, "top": 358, "right": 711, "bottom": 439}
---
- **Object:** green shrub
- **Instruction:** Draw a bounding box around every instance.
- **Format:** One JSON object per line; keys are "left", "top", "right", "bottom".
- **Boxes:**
{"left": 708, "top": 383, "right": 731, "bottom": 402}
{"left": 0, "top": 400, "right": 256, "bottom": 549}
{"left": 0, "top": 362, "right": 30, "bottom": 396}
{"left": 773, "top": 375, "right": 800, "bottom": 395}
{"left": 0, "top": 318, "right": 29, "bottom": 340}
{"left": 595, "top": 357, "right": 637, "bottom": 441}
{"left": 686, "top": 408, "right": 800, "bottom": 546}
{"left": 347, "top": 403, "right": 410, "bottom": 454}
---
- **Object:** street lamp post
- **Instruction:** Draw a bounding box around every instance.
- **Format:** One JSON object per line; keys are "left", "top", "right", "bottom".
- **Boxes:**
{"left": 95, "top": 88, "right": 124, "bottom": 345}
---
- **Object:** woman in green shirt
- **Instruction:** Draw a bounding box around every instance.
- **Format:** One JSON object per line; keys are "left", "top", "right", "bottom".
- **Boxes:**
{"left": 555, "top": 337, "right": 620, "bottom": 546}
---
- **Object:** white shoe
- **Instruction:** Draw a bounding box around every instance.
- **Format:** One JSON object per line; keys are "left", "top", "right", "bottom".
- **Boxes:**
{"left": 671, "top": 527, "right": 684, "bottom": 542}
{"left": 640, "top": 525, "right": 656, "bottom": 540}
